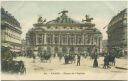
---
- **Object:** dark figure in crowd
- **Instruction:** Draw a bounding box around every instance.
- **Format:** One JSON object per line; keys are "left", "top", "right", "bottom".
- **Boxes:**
{"left": 70, "top": 54, "right": 76, "bottom": 63}
{"left": 103, "top": 53, "right": 111, "bottom": 69}
{"left": 109, "top": 51, "right": 116, "bottom": 66}
{"left": 77, "top": 55, "right": 81, "bottom": 66}
{"left": 18, "top": 60, "right": 26, "bottom": 74}
{"left": 93, "top": 53, "right": 98, "bottom": 68}
{"left": 64, "top": 54, "right": 69, "bottom": 64}
{"left": 32, "top": 54, "right": 36, "bottom": 63}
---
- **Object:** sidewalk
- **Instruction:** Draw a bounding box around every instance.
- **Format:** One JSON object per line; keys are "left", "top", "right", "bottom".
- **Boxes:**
{"left": 115, "top": 58, "right": 128, "bottom": 70}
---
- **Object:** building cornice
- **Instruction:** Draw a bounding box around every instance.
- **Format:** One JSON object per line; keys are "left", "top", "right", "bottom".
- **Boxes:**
{"left": 1, "top": 21, "right": 22, "bottom": 34}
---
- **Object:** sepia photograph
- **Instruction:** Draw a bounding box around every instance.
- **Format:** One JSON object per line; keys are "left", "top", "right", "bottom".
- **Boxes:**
{"left": 1, "top": 0, "right": 128, "bottom": 80}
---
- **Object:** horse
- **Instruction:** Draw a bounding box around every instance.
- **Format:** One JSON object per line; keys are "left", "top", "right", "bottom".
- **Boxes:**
{"left": 40, "top": 53, "right": 52, "bottom": 63}
{"left": 103, "top": 55, "right": 111, "bottom": 69}
{"left": 18, "top": 61, "right": 26, "bottom": 74}
{"left": 1, "top": 59, "right": 9, "bottom": 72}
{"left": 64, "top": 54, "right": 70, "bottom": 64}
{"left": 64, "top": 54, "right": 76, "bottom": 64}
{"left": 109, "top": 54, "right": 116, "bottom": 66}
{"left": 10, "top": 60, "right": 26, "bottom": 74}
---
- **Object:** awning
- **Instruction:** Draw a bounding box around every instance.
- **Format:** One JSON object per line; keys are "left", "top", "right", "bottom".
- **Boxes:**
{"left": 10, "top": 49, "right": 21, "bottom": 52}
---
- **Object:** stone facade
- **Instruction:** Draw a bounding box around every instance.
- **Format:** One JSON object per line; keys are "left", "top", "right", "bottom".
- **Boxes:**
{"left": 26, "top": 10, "right": 102, "bottom": 55}
{"left": 1, "top": 7, "right": 22, "bottom": 52}
{"left": 107, "top": 8, "right": 127, "bottom": 55}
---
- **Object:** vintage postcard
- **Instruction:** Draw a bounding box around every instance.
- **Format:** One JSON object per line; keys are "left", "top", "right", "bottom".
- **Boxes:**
{"left": 1, "top": 0, "right": 128, "bottom": 80}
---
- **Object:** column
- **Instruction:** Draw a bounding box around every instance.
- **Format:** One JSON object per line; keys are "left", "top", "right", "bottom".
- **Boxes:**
{"left": 50, "top": 34, "right": 51, "bottom": 44}
{"left": 42, "top": 34, "right": 43, "bottom": 45}
{"left": 60, "top": 35, "right": 62, "bottom": 45}
{"left": 84, "top": 34, "right": 86, "bottom": 45}
{"left": 35, "top": 34, "right": 37, "bottom": 45}
{"left": 44, "top": 33, "right": 47, "bottom": 44}
{"left": 36, "top": 34, "right": 39, "bottom": 45}
{"left": 59, "top": 34, "right": 61, "bottom": 45}
{"left": 76, "top": 35, "right": 78, "bottom": 45}
{"left": 82, "top": 34, "right": 84, "bottom": 45}
{"left": 73, "top": 35, "right": 75, "bottom": 45}
{"left": 71, "top": 35, "right": 73, "bottom": 45}
{"left": 91, "top": 35, "right": 93, "bottom": 45}
{"left": 67, "top": 47, "right": 70, "bottom": 54}
{"left": 68, "top": 34, "right": 70, "bottom": 45}
{"left": 63, "top": 35, "right": 65, "bottom": 45}
{"left": 53, "top": 34, "right": 55, "bottom": 44}
{"left": 51, "top": 34, "right": 53, "bottom": 45}
{"left": 92, "top": 35, "right": 94, "bottom": 45}
{"left": 66, "top": 34, "right": 68, "bottom": 45}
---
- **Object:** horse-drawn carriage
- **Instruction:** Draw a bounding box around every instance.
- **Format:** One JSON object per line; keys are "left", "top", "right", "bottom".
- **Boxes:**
{"left": 64, "top": 54, "right": 76, "bottom": 64}
{"left": 1, "top": 46, "right": 26, "bottom": 74}
{"left": 1, "top": 59, "right": 26, "bottom": 74}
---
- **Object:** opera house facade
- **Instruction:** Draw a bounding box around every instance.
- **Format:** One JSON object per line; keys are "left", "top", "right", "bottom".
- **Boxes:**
{"left": 26, "top": 10, "right": 102, "bottom": 55}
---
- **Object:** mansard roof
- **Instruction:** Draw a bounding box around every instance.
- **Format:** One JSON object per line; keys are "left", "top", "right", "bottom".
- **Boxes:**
{"left": 33, "top": 10, "right": 96, "bottom": 29}
{"left": 32, "top": 10, "right": 102, "bottom": 35}
{"left": 1, "top": 7, "right": 21, "bottom": 28}
{"left": 107, "top": 8, "right": 127, "bottom": 30}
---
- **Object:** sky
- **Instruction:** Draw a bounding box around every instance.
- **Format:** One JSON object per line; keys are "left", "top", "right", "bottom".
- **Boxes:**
{"left": 1, "top": 1, "right": 127, "bottom": 40}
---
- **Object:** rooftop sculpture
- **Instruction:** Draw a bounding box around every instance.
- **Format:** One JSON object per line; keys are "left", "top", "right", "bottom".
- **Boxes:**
{"left": 82, "top": 14, "right": 93, "bottom": 23}
{"left": 37, "top": 16, "right": 46, "bottom": 24}
{"left": 34, "top": 10, "right": 95, "bottom": 28}
{"left": 58, "top": 10, "right": 68, "bottom": 15}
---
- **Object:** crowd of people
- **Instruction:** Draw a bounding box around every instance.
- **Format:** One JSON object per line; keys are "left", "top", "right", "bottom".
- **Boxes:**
{"left": 1, "top": 46, "right": 122, "bottom": 74}
{"left": 54, "top": 51, "right": 117, "bottom": 69}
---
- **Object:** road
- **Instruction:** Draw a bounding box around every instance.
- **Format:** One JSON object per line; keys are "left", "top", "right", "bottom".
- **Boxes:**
{"left": 1, "top": 56, "right": 128, "bottom": 80}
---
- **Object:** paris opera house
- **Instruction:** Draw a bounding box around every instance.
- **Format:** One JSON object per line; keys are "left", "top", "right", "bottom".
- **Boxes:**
{"left": 26, "top": 10, "right": 102, "bottom": 55}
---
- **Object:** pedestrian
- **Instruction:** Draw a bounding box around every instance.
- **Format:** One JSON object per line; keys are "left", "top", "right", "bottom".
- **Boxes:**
{"left": 64, "top": 54, "right": 68, "bottom": 64}
{"left": 93, "top": 53, "right": 98, "bottom": 68}
{"left": 103, "top": 54, "right": 107, "bottom": 69}
{"left": 103, "top": 52, "right": 111, "bottom": 69}
{"left": 77, "top": 55, "right": 81, "bottom": 66}
{"left": 106, "top": 54, "right": 111, "bottom": 69}
{"left": 33, "top": 54, "right": 36, "bottom": 63}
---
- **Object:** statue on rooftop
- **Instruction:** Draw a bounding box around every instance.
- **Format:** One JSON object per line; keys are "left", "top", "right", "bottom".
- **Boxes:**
{"left": 37, "top": 16, "right": 46, "bottom": 24}
{"left": 57, "top": 10, "right": 68, "bottom": 23}
{"left": 82, "top": 14, "right": 93, "bottom": 23}
{"left": 58, "top": 10, "right": 68, "bottom": 15}
{"left": 58, "top": 10, "right": 68, "bottom": 18}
